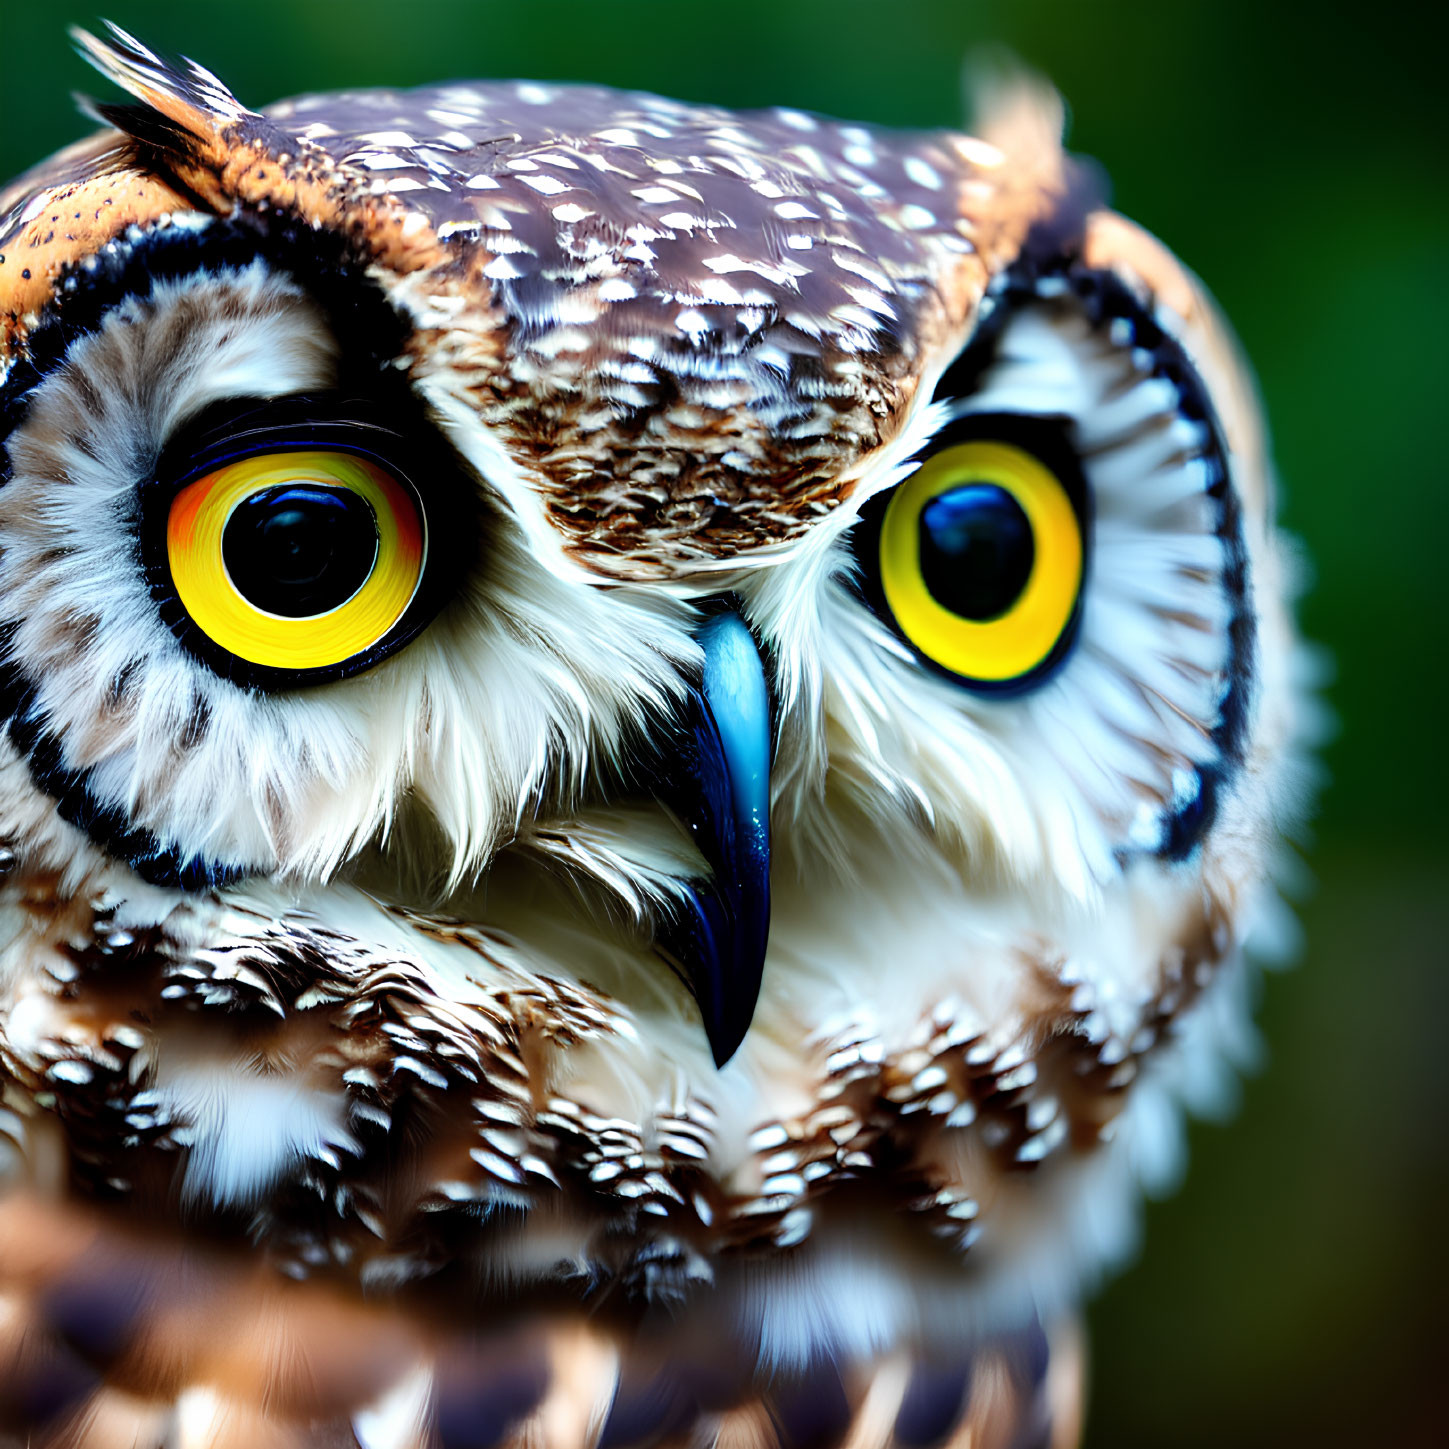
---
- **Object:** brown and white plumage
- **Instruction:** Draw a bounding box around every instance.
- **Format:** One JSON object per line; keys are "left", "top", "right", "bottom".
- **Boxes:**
{"left": 0, "top": 23, "right": 1309, "bottom": 1447}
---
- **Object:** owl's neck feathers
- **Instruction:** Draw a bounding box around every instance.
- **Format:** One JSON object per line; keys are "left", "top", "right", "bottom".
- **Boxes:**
{"left": 0, "top": 795, "right": 1264, "bottom": 1358}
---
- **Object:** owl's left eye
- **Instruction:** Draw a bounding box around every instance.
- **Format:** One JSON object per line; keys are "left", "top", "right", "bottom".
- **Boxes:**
{"left": 144, "top": 400, "right": 459, "bottom": 687}
{"left": 852, "top": 417, "right": 1089, "bottom": 691}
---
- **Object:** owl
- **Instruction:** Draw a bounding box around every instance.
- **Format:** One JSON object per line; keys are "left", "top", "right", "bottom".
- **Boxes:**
{"left": 0, "top": 22, "right": 1310, "bottom": 1449}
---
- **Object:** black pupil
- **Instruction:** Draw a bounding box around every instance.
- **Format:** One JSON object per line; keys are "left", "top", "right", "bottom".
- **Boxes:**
{"left": 917, "top": 482, "right": 1035, "bottom": 621}
{"left": 222, "top": 484, "right": 378, "bottom": 618}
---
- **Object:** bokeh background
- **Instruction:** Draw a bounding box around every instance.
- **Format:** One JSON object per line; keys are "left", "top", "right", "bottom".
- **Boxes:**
{"left": 0, "top": 1, "right": 1442, "bottom": 1443}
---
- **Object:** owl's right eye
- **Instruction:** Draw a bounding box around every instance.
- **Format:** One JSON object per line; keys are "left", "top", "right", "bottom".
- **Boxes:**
{"left": 143, "top": 398, "right": 462, "bottom": 689}
{"left": 167, "top": 450, "right": 425, "bottom": 674}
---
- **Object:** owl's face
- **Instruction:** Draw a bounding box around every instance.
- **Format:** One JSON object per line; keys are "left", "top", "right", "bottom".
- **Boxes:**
{"left": 0, "top": 25, "right": 1307, "bottom": 1444}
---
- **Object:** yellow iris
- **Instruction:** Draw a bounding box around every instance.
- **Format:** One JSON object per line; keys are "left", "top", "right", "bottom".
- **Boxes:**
{"left": 877, "top": 439, "right": 1083, "bottom": 683}
{"left": 166, "top": 450, "right": 425, "bottom": 672}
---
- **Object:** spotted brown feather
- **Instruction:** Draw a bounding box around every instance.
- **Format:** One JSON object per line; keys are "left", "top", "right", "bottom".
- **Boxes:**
{"left": 2, "top": 25, "right": 1071, "bottom": 575}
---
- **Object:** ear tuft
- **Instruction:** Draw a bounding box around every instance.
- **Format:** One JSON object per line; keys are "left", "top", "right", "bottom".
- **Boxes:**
{"left": 961, "top": 48, "right": 1067, "bottom": 193}
{"left": 70, "top": 21, "right": 254, "bottom": 151}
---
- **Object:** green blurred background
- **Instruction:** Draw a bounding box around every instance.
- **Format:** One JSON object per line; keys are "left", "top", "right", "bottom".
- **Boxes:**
{"left": 0, "top": 0, "right": 1443, "bottom": 1443}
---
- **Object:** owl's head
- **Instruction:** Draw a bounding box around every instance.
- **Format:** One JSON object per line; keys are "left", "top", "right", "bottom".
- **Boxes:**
{"left": 0, "top": 23, "right": 1308, "bottom": 1380}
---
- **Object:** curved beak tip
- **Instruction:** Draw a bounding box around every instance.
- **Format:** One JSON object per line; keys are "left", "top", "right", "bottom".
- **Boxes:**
{"left": 651, "top": 609, "right": 772, "bottom": 1069}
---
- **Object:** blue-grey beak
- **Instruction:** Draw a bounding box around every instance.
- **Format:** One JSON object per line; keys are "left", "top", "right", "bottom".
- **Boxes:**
{"left": 652, "top": 610, "right": 772, "bottom": 1067}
